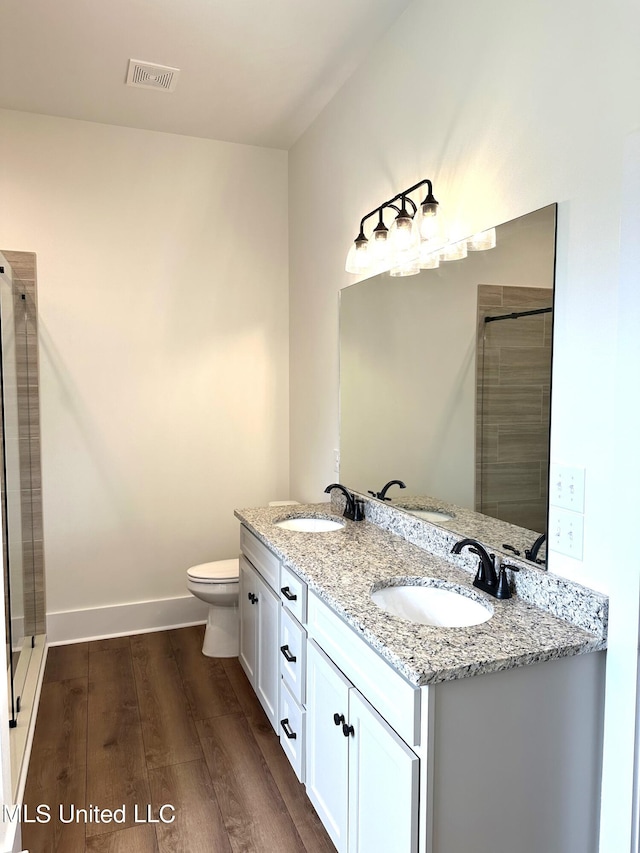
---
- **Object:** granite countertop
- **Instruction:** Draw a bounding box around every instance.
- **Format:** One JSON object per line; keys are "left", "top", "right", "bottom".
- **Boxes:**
{"left": 235, "top": 503, "right": 607, "bottom": 687}
{"left": 386, "top": 493, "right": 547, "bottom": 563}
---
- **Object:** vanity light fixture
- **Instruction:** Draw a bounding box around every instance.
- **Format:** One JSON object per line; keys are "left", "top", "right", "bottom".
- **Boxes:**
{"left": 345, "top": 179, "right": 440, "bottom": 276}
{"left": 346, "top": 179, "right": 497, "bottom": 277}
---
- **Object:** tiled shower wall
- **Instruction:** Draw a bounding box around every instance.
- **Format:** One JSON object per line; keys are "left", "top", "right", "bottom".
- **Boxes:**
{"left": 2, "top": 250, "right": 45, "bottom": 637}
{"left": 475, "top": 284, "right": 553, "bottom": 534}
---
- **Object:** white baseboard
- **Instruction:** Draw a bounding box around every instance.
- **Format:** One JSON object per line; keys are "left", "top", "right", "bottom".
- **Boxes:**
{"left": 47, "top": 595, "right": 208, "bottom": 645}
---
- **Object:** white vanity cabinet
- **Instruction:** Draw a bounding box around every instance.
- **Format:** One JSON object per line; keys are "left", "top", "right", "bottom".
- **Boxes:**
{"left": 236, "top": 515, "right": 606, "bottom": 853}
{"left": 238, "top": 534, "right": 280, "bottom": 732}
{"left": 306, "top": 640, "right": 419, "bottom": 853}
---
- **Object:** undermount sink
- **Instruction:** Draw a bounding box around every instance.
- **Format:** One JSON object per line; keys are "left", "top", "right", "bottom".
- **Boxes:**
{"left": 275, "top": 517, "right": 345, "bottom": 533}
{"left": 406, "top": 509, "right": 453, "bottom": 523}
{"left": 371, "top": 583, "right": 492, "bottom": 628}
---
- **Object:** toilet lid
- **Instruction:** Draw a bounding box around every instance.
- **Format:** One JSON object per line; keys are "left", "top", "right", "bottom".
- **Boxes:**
{"left": 187, "top": 558, "right": 239, "bottom": 582}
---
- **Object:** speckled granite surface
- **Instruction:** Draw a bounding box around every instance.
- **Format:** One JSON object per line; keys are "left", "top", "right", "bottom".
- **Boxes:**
{"left": 383, "top": 493, "right": 547, "bottom": 565}
{"left": 235, "top": 503, "right": 607, "bottom": 687}
{"left": 350, "top": 492, "right": 607, "bottom": 636}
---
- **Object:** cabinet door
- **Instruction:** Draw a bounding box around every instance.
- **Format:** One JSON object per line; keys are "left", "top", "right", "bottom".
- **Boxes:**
{"left": 347, "top": 689, "right": 419, "bottom": 853}
{"left": 306, "top": 641, "right": 350, "bottom": 853}
{"left": 239, "top": 556, "right": 258, "bottom": 686}
{"left": 255, "top": 569, "right": 280, "bottom": 732}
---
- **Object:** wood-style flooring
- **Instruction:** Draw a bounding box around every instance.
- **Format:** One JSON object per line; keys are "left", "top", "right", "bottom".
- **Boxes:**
{"left": 22, "top": 626, "right": 335, "bottom": 853}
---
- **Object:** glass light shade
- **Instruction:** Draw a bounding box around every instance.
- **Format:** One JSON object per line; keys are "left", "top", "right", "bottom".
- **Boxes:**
{"left": 390, "top": 255, "right": 420, "bottom": 276}
{"left": 467, "top": 227, "right": 497, "bottom": 251}
{"left": 345, "top": 239, "right": 371, "bottom": 274}
{"left": 389, "top": 214, "right": 420, "bottom": 255}
{"left": 371, "top": 230, "right": 390, "bottom": 267}
{"left": 416, "top": 202, "right": 440, "bottom": 241}
{"left": 440, "top": 240, "right": 468, "bottom": 262}
{"left": 419, "top": 242, "right": 440, "bottom": 269}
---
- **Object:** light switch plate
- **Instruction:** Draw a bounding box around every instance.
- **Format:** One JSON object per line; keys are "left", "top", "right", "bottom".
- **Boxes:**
{"left": 549, "top": 463, "right": 585, "bottom": 512}
{"left": 548, "top": 507, "right": 584, "bottom": 560}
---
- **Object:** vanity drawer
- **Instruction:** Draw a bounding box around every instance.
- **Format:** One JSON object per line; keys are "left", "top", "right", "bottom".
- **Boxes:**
{"left": 279, "top": 564, "right": 307, "bottom": 623}
{"left": 280, "top": 607, "right": 307, "bottom": 705}
{"left": 307, "top": 590, "right": 421, "bottom": 747}
{"left": 279, "top": 678, "right": 305, "bottom": 783}
{"left": 241, "top": 525, "right": 280, "bottom": 591}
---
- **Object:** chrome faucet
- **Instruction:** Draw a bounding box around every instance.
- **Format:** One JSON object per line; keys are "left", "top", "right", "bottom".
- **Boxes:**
{"left": 324, "top": 483, "right": 365, "bottom": 521}
{"left": 368, "top": 479, "right": 407, "bottom": 501}
{"left": 451, "top": 537, "right": 519, "bottom": 599}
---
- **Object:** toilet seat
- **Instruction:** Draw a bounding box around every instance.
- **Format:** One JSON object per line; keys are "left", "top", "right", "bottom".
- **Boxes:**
{"left": 187, "top": 559, "right": 239, "bottom": 583}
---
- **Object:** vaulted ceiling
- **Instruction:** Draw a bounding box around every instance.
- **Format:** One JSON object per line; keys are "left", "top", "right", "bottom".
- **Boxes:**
{"left": 0, "top": 0, "right": 412, "bottom": 148}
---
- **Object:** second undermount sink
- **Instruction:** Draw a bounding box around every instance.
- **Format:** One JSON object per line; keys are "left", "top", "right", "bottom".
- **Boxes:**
{"left": 371, "top": 583, "right": 492, "bottom": 628}
{"left": 275, "top": 517, "right": 345, "bottom": 533}
{"left": 406, "top": 509, "right": 454, "bottom": 523}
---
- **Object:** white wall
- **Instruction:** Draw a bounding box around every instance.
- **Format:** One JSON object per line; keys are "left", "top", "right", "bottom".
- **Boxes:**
{"left": 0, "top": 108, "right": 289, "bottom": 617}
{"left": 288, "top": 0, "right": 640, "bottom": 850}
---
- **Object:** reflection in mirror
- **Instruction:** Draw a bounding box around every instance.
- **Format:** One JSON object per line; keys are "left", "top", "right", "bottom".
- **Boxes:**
{"left": 339, "top": 204, "right": 557, "bottom": 567}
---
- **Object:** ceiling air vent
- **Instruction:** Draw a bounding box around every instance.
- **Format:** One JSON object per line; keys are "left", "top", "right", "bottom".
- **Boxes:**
{"left": 126, "top": 59, "right": 180, "bottom": 93}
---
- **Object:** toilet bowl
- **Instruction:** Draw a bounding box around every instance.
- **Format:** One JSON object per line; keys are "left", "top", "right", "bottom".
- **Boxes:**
{"left": 187, "top": 558, "right": 239, "bottom": 657}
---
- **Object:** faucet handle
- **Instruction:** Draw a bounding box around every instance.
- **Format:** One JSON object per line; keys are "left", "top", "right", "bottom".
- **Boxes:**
{"left": 495, "top": 563, "right": 520, "bottom": 599}
{"left": 353, "top": 498, "right": 365, "bottom": 521}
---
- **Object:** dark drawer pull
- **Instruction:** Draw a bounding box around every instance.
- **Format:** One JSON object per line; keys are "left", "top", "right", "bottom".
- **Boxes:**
{"left": 280, "top": 718, "right": 297, "bottom": 739}
{"left": 342, "top": 722, "right": 355, "bottom": 738}
{"left": 247, "top": 592, "right": 258, "bottom": 604}
{"left": 280, "top": 586, "right": 297, "bottom": 601}
{"left": 333, "top": 712, "right": 345, "bottom": 726}
{"left": 280, "top": 644, "right": 297, "bottom": 663}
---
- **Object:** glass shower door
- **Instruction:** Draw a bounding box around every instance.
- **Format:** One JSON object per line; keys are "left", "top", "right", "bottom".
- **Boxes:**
{"left": 0, "top": 254, "right": 33, "bottom": 727}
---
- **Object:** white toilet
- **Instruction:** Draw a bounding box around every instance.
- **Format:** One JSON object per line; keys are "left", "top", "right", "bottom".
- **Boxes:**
{"left": 186, "top": 558, "right": 239, "bottom": 657}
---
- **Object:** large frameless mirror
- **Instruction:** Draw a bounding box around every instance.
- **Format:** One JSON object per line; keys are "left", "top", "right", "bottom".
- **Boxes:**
{"left": 339, "top": 204, "right": 557, "bottom": 567}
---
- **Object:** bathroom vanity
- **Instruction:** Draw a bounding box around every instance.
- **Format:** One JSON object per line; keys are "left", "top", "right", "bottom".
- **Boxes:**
{"left": 235, "top": 501, "right": 607, "bottom": 853}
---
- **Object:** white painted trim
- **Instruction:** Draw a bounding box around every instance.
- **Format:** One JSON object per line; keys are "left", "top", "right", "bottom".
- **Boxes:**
{"left": 46, "top": 595, "right": 208, "bottom": 645}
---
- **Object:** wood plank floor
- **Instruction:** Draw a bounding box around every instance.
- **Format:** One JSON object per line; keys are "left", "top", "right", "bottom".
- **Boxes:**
{"left": 22, "top": 626, "right": 335, "bottom": 853}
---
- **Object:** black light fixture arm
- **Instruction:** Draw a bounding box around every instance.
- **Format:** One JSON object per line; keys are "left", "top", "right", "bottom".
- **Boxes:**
{"left": 353, "top": 179, "right": 437, "bottom": 240}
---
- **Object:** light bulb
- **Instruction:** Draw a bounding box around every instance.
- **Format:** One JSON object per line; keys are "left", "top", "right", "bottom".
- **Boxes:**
{"left": 440, "top": 240, "right": 468, "bottom": 262}
{"left": 416, "top": 201, "right": 439, "bottom": 241}
{"left": 345, "top": 237, "right": 370, "bottom": 274}
{"left": 389, "top": 213, "right": 419, "bottom": 253}
{"left": 371, "top": 222, "right": 390, "bottom": 267}
{"left": 467, "top": 227, "right": 497, "bottom": 251}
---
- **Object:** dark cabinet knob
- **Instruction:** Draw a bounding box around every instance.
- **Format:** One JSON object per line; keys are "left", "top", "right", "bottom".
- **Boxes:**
{"left": 333, "top": 712, "right": 345, "bottom": 726}
{"left": 342, "top": 722, "right": 355, "bottom": 737}
{"left": 247, "top": 592, "right": 258, "bottom": 604}
{"left": 280, "top": 586, "right": 297, "bottom": 601}
{"left": 280, "top": 644, "right": 297, "bottom": 663}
